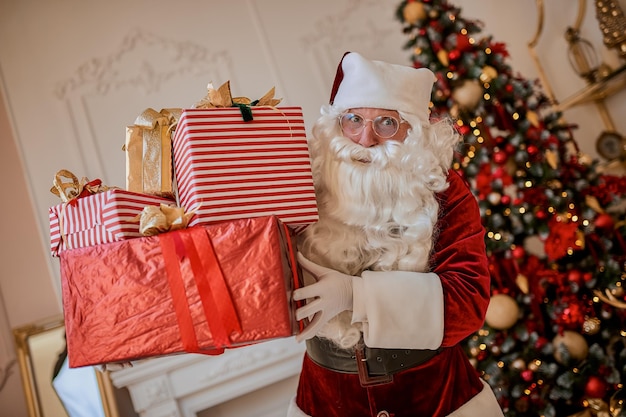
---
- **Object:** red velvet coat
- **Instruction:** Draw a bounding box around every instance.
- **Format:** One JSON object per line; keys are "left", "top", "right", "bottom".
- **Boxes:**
{"left": 292, "top": 170, "right": 501, "bottom": 417}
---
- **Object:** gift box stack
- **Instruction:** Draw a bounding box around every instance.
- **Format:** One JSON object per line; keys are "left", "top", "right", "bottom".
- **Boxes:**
{"left": 49, "top": 82, "right": 318, "bottom": 367}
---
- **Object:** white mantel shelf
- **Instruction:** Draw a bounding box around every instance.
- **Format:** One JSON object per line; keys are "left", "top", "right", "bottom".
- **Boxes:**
{"left": 109, "top": 337, "right": 306, "bottom": 417}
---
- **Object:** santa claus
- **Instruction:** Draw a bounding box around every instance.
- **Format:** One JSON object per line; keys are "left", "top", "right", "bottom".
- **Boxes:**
{"left": 287, "top": 52, "right": 504, "bottom": 417}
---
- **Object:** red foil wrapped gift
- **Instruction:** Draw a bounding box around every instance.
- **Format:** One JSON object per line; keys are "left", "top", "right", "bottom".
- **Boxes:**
{"left": 60, "top": 215, "right": 301, "bottom": 368}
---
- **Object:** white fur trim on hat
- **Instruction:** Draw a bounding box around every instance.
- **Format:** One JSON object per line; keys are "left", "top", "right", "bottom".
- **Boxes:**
{"left": 330, "top": 52, "right": 435, "bottom": 122}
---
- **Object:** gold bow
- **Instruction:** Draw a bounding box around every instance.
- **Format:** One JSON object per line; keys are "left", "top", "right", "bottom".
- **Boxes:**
{"left": 193, "top": 80, "right": 282, "bottom": 109}
{"left": 135, "top": 204, "right": 195, "bottom": 236}
{"left": 50, "top": 169, "right": 112, "bottom": 203}
{"left": 132, "top": 108, "right": 182, "bottom": 131}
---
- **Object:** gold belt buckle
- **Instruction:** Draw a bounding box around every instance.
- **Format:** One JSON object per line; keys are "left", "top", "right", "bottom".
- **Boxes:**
{"left": 355, "top": 344, "right": 393, "bottom": 387}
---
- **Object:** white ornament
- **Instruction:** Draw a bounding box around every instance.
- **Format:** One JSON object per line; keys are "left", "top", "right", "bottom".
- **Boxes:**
{"left": 485, "top": 293, "right": 519, "bottom": 330}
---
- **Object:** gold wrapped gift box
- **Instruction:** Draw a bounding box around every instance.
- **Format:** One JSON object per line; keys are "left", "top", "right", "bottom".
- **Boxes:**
{"left": 125, "top": 108, "right": 181, "bottom": 198}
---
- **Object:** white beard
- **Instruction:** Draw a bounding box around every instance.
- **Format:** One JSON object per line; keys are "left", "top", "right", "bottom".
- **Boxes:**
{"left": 298, "top": 111, "right": 456, "bottom": 348}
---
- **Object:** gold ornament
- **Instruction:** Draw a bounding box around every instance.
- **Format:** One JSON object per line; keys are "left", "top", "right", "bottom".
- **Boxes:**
{"left": 480, "top": 65, "right": 498, "bottom": 83}
{"left": 437, "top": 49, "right": 450, "bottom": 67}
{"left": 545, "top": 149, "right": 559, "bottom": 169}
{"left": 553, "top": 331, "right": 589, "bottom": 364}
{"left": 452, "top": 79, "right": 483, "bottom": 110}
{"left": 582, "top": 317, "right": 601, "bottom": 335}
{"left": 594, "top": 0, "right": 626, "bottom": 58}
{"left": 485, "top": 293, "right": 520, "bottom": 330}
{"left": 403, "top": 1, "right": 426, "bottom": 24}
{"left": 586, "top": 195, "right": 605, "bottom": 213}
{"left": 516, "top": 273, "right": 529, "bottom": 294}
{"left": 526, "top": 110, "right": 540, "bottom": 127}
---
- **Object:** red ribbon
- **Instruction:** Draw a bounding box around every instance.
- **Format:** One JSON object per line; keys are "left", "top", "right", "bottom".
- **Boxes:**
{"left": 281, "top": 222, "right": 307, "bottom": 333}
{"left": 159, "top": 227, "right": 242, "bottom": 354}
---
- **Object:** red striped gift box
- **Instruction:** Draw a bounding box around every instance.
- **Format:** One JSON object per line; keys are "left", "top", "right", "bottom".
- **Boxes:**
{"left": 172, "top": 107, "right": 318, "bottom": 231}
{"left": 49, "top": 189, "right": 173, "bottom": 256}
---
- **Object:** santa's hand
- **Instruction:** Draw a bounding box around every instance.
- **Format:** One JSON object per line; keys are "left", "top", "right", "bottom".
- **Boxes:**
{"left": 98, "top": 362, "right": 133, "bottom": 372}
{"left": 293, "top": 253, "right": 355, "bottom": 342}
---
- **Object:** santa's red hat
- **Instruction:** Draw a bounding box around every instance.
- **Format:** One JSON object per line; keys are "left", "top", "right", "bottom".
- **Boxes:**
{"left": 329, "top": 52, "right": 435, "bottom": 123}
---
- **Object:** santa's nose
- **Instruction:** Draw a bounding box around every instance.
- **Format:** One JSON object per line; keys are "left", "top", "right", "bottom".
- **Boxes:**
{"left": 353, "top": 123, "right": 379, "bottom": 147}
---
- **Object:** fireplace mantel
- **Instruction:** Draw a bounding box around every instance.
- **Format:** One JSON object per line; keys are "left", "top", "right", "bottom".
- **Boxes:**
{"left": 109, "top": 338, "right": 305, "bottom": 417}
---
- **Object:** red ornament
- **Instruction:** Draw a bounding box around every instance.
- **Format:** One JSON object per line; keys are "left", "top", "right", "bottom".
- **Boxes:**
{"left": 448, "top": 49, "right": 461, "bottom": 61}
{"left": 527, "top": 145, "right": 539, "bottom": 157}
{"left": 494, "top": 150, "right": 508, "bottom": 165}
{"left": 521, "top": 369, "right": 534, "bottom": 382}
{"left": 559, "top": 303, "right": 585, "bottom": 330}
{"left": 458, "top": 125, "right": 471, "bottom": 135}
{"left": 584, "top": 375, "right": 608, "bottom": 398}
{"left": 595, "top": 213, "right": 614, "bottom": 231}
{"left": 534, "top": 336, "right": 549, "bottom": 350}
{"left": 456, "top": 34, "right": 472, "bottom": 51}
{"left": 505, "top": 143, "right": 516, "bottom": 154}
{"left": 567, "top": 270, "right": 583, "bottom": 285}
{"left": 545, "top": 219, "right": 582, "bottom": 261}
{"left": 535, "top": 210, "right": 548, "bottom": 220}
{"left": 500, "top": 195, "right": 511, "bottom": 206}
{"left": 512, "top": 246, "right": 525, "bottom": 259}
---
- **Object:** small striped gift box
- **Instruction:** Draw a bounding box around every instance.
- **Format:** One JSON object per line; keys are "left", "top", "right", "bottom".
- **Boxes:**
{"left": 49, "top": 189, "right": 173, "bottom": 256}
{"left": 172, "top": 107, "right": 319, "bottom": 231}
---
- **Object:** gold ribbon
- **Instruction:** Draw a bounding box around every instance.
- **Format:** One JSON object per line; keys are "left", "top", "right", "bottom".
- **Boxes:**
{"left": 124, "top": 108, "right": 181, "bottom": 197}
{"left": 193, "top": 80, "right": 282, "bottom": 109}
{"left": 50, "top": 169, "right": 112, "bottom": 203}
{"left": 50, "top": 169, "right": 115, "bottom": 251}
{"left": 135, "top": 203, "right": 195, "bottom": 236}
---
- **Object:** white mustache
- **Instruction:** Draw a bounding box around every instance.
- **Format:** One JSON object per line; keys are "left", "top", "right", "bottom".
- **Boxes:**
{"left": 329, "top": 136, "right": 403, "bottom": 167}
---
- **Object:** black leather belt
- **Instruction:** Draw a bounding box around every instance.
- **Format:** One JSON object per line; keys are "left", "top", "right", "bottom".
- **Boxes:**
{"left": 306, "top": 337, "right": 439, "bottom": 387}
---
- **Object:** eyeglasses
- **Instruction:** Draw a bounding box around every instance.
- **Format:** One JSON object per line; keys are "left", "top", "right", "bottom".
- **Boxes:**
{"left": 339, "top": 112, "right": 406, "bottom": 139}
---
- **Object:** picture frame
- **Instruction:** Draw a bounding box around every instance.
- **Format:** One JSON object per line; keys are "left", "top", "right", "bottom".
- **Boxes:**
{"left": 13, "top": 315, "right": 119, "bottom": 417}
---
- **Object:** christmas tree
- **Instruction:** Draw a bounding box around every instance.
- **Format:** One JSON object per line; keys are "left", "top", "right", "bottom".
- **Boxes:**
{"left": 396, "top": 1, "right": 626, "bottom": 416}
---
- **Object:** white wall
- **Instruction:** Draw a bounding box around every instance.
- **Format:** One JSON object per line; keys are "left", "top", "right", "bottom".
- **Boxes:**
{"left": 0, "top": 0, "right": 624, "bottom": 415}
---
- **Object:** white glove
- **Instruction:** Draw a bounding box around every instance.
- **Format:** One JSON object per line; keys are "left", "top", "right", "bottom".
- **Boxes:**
{"left": 293, "top": 253, "right": 355, "bottom": 342}
{"left": 98, "top": 362, "right": 133, "bottom": 372}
